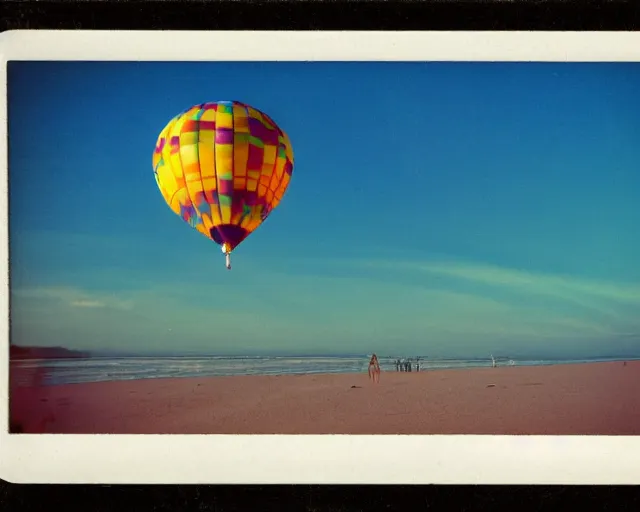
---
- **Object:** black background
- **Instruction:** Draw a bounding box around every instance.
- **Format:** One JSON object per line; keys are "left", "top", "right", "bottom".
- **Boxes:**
{"left": 2, "top": 0, "right": 640, "bottom": 510}
{"left": 2, "top": 0, "right": 640, "bottom": 31}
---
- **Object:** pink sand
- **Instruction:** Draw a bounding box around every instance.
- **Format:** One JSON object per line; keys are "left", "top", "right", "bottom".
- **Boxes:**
{"left": 9, "top": 361, "right": 640, "bottom": 435}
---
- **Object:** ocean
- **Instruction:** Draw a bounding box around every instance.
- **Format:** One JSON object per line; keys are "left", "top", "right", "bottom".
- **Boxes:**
{"left": 10, "top": 355, "right": 638, "bottom": 387}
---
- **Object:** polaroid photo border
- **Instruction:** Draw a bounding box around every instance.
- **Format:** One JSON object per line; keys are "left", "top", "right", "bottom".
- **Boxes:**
{"left": 0, "top": 30, "right": 639, "bottom": 484}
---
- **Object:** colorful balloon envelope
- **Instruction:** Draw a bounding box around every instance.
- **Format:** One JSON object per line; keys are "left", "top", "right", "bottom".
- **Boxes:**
{"left": 152, "top": 101, "right": 294, "bottom": 269}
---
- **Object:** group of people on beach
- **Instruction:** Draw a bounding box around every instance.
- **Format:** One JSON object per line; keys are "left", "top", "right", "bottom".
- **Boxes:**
{"left": 367, "top": 354, "right": 425, "bottom": 383}
{"left": 395, "top": 358, "right": 420, "bottom": 372}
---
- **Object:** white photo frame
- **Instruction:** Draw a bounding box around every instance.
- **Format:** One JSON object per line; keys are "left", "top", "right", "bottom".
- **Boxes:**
{"left": 1, "top": 30, "right": 639, "bottom": 485}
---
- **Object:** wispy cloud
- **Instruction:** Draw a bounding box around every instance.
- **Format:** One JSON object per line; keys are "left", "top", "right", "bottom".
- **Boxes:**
{"left": 339, "top": 257, "right": 640, "bottom": 313}
{"left": 417, "top": 260, "right": 640, "bottom": 303}
{"left": 71, "top": 299, "right": 105, "bottom": 308}
{"left": 281, "top": 255, "right": 640, "bottom": 342}
{"left": 12, "top": 286, "right": 134, "bottom": 311}
{"left": 416, "top": 260, "right": 640, "bottom": 328}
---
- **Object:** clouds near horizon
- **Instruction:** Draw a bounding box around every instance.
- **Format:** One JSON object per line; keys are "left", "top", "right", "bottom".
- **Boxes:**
{"left": 10, "top": 230, "right": 640, "bottom": 357}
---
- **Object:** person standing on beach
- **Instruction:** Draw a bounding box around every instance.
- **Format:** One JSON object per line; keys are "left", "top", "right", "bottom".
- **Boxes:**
{"left": 368, "top": 354, "right": 381, "bottom": 383}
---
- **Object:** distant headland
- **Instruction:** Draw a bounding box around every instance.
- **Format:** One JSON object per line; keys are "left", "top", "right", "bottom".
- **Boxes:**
{"left": 10, "top": 345, "right": 90, "bottom": 360}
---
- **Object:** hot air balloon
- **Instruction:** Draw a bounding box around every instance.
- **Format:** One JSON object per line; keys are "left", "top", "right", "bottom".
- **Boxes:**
{"left": 152, "top": 101, "right": 294, "bottom": 270}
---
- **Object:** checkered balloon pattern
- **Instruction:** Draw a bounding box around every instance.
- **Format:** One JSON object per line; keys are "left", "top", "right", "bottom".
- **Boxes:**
{"left": 152, "top": 101, "right": 294, "bottom": 252}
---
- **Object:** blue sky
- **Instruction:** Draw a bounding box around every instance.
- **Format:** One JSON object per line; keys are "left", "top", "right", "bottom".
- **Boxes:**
{"left": 8, "top": 61, "right": 640, "bottom": 358}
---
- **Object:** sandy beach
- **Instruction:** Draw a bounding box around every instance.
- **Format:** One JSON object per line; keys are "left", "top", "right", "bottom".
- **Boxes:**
{"left": 9, "top": 360, "right": 640, "bottom": 435}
